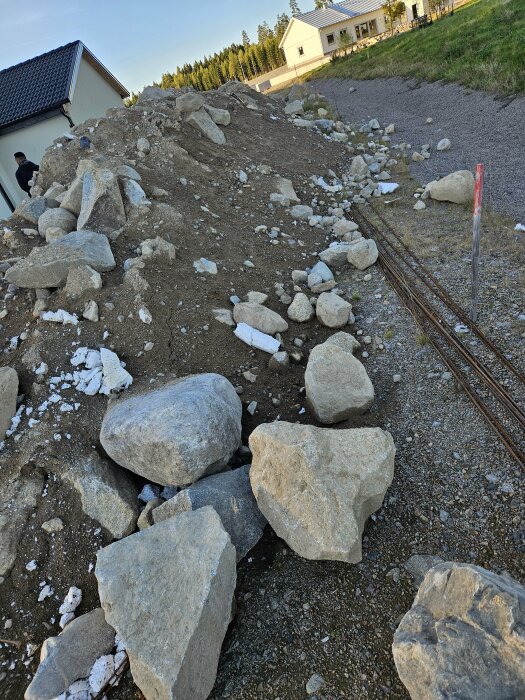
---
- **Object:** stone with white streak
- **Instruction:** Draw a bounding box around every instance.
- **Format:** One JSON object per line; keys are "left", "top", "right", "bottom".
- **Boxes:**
{"left": 100, "top": 374, "right": 242, "bottom": 486}
{"left": 305, "top": 340, "right": 374, "bottom": 423}
{"left": 249, "top": 422, "right": 395, "bottom": 561}
{"left": 96, "top": 507, "right": 236, "bottom": 700}
{"left": 393, "top": 562, "right": 525, "bottom": 700}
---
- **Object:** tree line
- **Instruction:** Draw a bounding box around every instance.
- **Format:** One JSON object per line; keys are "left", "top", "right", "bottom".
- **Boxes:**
{"left": 126, "top": 12, "right": 292, "bottom": 104}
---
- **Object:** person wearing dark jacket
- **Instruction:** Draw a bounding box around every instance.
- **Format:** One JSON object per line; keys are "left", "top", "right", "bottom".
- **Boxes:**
{"left": 14, "top": 152, "right": 39, "bottom": 195}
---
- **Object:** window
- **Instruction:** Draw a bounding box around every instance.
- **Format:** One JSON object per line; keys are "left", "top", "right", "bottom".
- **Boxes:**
{"left": 298, "top": 46, "right": 304, "bottom": 56}
{"left": 327, "top": 33, "right": 335, "bottom": 44}
{"left": 355, "top": 22, "right": 369, "bottom": 39}
{"left": 369, "top": 19, "right": 378, "bottom": 35}
{"left": 340, "top": 29, "right": 348, "bottom": 37}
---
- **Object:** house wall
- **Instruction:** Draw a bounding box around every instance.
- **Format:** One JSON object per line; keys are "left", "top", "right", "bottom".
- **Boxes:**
{"left": 404, "top": 0, "right": 431, "bottom": 20}
{"left": 319, "top": 10, "right": 388, "bottom": 52}
{"left": 0, "top": 55, "right": 125, "bottom": 220}
{"left": 282, "top": 19, "right": 325, "bottom": 68}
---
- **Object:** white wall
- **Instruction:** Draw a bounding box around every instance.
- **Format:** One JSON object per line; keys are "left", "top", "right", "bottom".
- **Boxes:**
{"left": 0, "top": 54, "right": 125, "bottom": 218}
{"left": 404, "top": 0, "right": 431, "bottom": 20}
{"left": 282, "top": 19, "right": 325, "bottom": 67}
{"left": 319, "top": 11, "right": 388, "bottom": 51}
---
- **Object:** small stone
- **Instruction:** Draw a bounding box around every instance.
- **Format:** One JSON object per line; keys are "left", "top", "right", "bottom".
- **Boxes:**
{"left": 268, "top": 351, "right": 290, "bottom": 372}
{"left": 306, "top": 674, "right": 325, "bottom": 695}
{"left": 41, "top": 518, "right": 64, "bottom": 533}
{"left": 436, "top": 138, "right": 451, "bottom": 151}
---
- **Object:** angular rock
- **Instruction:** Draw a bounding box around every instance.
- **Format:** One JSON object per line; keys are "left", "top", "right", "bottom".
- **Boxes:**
{"left": 153, "top": 465, "right": 266, "bottom": 561}
{"left": 176, "top": 92, "right": 206, "bottom": 113}
{"left": 305, "top": 342, "right": 374, "bottom": 423}
{"left": 404, "top": 554, "right": 445, "bottom": 587}
{"left": 316, "top": 292, "right": 353, "bottom": 329}
{"left": 137, "top": 137, "right": 150, "bottom": 154}
{"left": 117, "top": 165, "right": 142, "bottom": 181}
{"left": 24, "top": 609, "right": 115, "bottom": 700}
{"left": 249, "top": 422, "right": 395, "bottom": 562}
{"left": 290, "top": 204, "right": 313, "bottom": 221}
{"left": 319, "top": 243, "right": 351, "bottom": 266}
{"left": 324, "top": 331, "right": 360, "bottom": 355}
{"left": 285, "top": 100, "right": 304, "bottom": 116}
{"left": 60, "top": 176, "right": 84, "bottom": 216}
{"left": 426, "top": 170, "right": 475, "bottom": 205}
{"left": 268, "top": 351, "right": 290, "bottom": 372}
{"left": 393, "top": 562, "right": 525, "bottom": 700}
{"left": 64, "top": 265, "right": 102, "bottom": 299}
{"left": 272, "top": 176, "right": 300, "bottom": 204}
{"left": 185, "top": 108, "right": 226, "bottom": 145}
{"left": 0, "top": 367, "right": 18, "bottom": 439}
{"left": 204, "top": 105, "right": 231, "bottom": 126}
{"left": 139, "top": 236, "right": 176, "bottom": 261}
{"left": 436, "top": 138, "right": 451, "bottom": 151}
{"left": 100, "top": 374, "right": 242, "bottom": 486}
{"left": 346, "top": 238, "right": 379, "bottom": 270}
{"left": 349, "top": 155, "right": 369, "bottom": 179}
{"left": 0, "top": 473, "right": 43, "bottom": 577}
{"left": 77, "top": 168, "right": 126, "bottom": 235}
{"left": 63, "top": 453, "right": 138, "bottom": 539}
{"left": 287, "top": 293, "right": 314, "bottom": 323}
{"left": 4, "top": 230, "right": 116, "bottom": 288}
{"left": 96, "top": 507, "right": 236, "bottom": 700}
{"left": 212, "top": 308, "right": 235, "bottom": 327}
{"left": 14, "top": 196, "right": 56, "bottom": 226}
{"left": 38, "top": 207, "right": 77, "bottom": 239}
{"left": 310, "top": 261, "right": 333, "bottom": 282}
{"left": 332, "top": 218, "right": 359, "bottom": 238}
{"left": 138, "top": 86, "right": 175, "bottom": 103}
{"left": 122, "top": 178, "right": 150, "bottom": 214}
{"left": 233, "top": 302, "right": 288, "bottom": 335}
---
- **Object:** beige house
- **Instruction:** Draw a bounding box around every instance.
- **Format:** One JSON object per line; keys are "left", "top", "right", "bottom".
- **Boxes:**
{"left": 280, "top": 0, "right": 430, "bottom": 69}
{"left": 0, "top": 41, "right": 129, "bottom": 219}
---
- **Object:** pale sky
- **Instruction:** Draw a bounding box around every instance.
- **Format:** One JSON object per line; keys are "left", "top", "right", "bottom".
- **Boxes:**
{"left": 0, "top": 0, "right": 308, "bottom": 93}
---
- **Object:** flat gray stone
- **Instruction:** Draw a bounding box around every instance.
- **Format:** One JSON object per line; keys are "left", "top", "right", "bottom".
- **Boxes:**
{"left": 96, "top": 507, "right": 236, "bottom": 700}
{"left": 153, "top": 465, "right": 266, "bottom": 561}
{"left": 100, "top": 374, "right": 242, "bottom": 486}
{"left": 0, "top": 367, "right": 18, "bottom": 439}
{"left": 4, "top": 230, "right": 116, "bottom": 288}
{"left": 77, "top": 168, "right": 126, "bottom": 235}
{"left": 233, "top": 302, "right": 289, "bottom": 335}
{"left": 14, "top": 197, "right": 56, "bottom": 226}
{"left": 185, "top": 108, "right": 226, "bottom": 145}
{"left": 24, "top": 608, "right": 115, "bottom": 700}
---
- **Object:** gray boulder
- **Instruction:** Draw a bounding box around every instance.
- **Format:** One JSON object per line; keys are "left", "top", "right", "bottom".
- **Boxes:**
{"left": 233, "top": 302, "right": 289, "bottom": 335}
{"left": 60, "top": 176, "right": 84, "bottom": 216}
{"left": 319, "top": 243, "right": 351, "bottom": 267}
{"left": 316, "top": 292, "right": 353, "bottom": 328}
{"left": 176, "top": 92, "right": 206, "bottom": 113}
{"left": 153, "top": 465, "right": 266, "bottom": 561}
{"left": 285, "top": 100, "right": 304, "bottom": 116}
{"left": 425, "top": 170, "right": 475, "bottom": 205}
{"left": 349, "top": 155, "right": 369, "bottom": 179}
{"left": 290, "top": 204, "right": 314, "bottom": 221}
{"left": 393, "top": 562, "right": 525, "bottom": 700}
{"left": 249, "top": 422, "right": 395, "bottom": 562}
{"left": 305, "top": 341, "right": 374, "bottom": 423}
{"left": 346, "top": 238, "right": 379, "bottom": 270}
{"left": 287, "top": 293, "right": 315, "bottom": 323}
{"left": 77, "top": 168, "right": 126, "bottom": 235}
{"left": 272, "top": 176, "right": 300, "bottom": 204}
{"left": 38, "top": 207, "right": 77, "bottom": 239}
{"left": 100, "top": 374, "right": 242, "bottom": 486}
{"left": 62, "top": 453, "right": 138, "bottom": 539}
{"left": 4, "top": 230, "right": 116, "bottom": 288}
{"left": 96, "top": 507, "right": 236, "bottom": 700}
{"left": 24, "top": 609, "right": 115, "bottom": 700}
{"left": 64, "top": 265, "right": 102, "bottom": 299}
{"left": 324, "top": 331, "right": 360, "bottom": 355}
{"left": 185, "top": 108, "right": 226, "bottom": 145}
{"left": 0, "top": 367, "right": 18, "bottom": 439}
{"left": 14, "top": 196, "right": 57, "bottom": 226}
{"left": 204, "top": 105, "right": 231, "bottom": 126}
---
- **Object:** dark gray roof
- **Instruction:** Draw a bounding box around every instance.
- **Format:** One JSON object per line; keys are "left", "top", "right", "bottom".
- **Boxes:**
{"left": 0, "top": 41, "right": 129, "bottom": 131}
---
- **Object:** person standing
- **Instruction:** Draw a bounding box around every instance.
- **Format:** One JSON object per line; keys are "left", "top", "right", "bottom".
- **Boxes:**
{"left": 14, "top": 152, "right": 39, "bottom": 195}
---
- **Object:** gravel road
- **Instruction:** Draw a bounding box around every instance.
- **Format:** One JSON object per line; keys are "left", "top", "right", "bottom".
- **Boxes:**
{"left": 310, "top": 77, "right": 525, "bottom": 223}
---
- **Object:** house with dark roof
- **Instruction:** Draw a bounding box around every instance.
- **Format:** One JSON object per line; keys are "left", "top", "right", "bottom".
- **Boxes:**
{"left": 0, "top": 41, "right": 129, "bottom": 218}
{"left": 279, "top": 0, "right": 430, "bottom": 69}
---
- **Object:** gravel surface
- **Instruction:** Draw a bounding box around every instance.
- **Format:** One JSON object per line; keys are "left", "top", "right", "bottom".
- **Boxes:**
{"left": 310, "top": 77, "right": 525, "bottom": 223}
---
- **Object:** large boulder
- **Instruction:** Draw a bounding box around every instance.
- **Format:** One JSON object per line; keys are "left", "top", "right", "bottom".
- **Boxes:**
{"left": 100, "top": 374, "right": 242, "bottom": 486}
{"left": 316, "top": 292, "right": 353, "bottom": 328}
{"left": 153, "top": 465, "right": 266, "bottom": 561}
{"left": 60, "top": 176, "right": 84, "bottom": 216}
{"left": 305, "top": 341, "right": 374, "bottom": 423}
{"left": 346, "top": 238, "right": 379, "bottom": 270}
{"left": 77, "top": 168, "right": 126, "bottom": 235}
{"left": 284, "top": 100, "right": 304, "bottom": 116}
{"left": 37, "top": 207, "right": 77, "bottom": 239}
{"left": 176, "top": 92, "right": 206, "bottom": 113}
{"left": 14, "top": 196, "right": 57, "bottom": 226}
{"left": 24, "top": 609, "right": 115, "bottom": 700}
{"left": 249, "top": 422, "right": 395, "bottom": 562}
{"left": 0, "top": 367, "right": 18, "bottom": 439}
{"left": 185, "top": 108, "right": 226, "bottom": 145}
{"left": 4, "top": 230, "right": 116, "bottom": 288}
{"left": 425, "top": 170, "right": 475, "bottom": 205}
{"left": 349, "top": 155, "right": 369, "bottom": 179}
{"left": 233, "top": 302, "right": 289, "bottom": 335}
{"left": 319, "top": 243, "right": 351, "bottom": 267}
{"left": 62, "top": 453, "right": 138, "bottom": 539}
{"left": 96, "top": 507, "right": 236, "bottom": 700}
{"left": 287, "top": 293, "right": 315, "bottom": 323}
{"left": 393, "top": 562, "right": 525, "bottom": 700}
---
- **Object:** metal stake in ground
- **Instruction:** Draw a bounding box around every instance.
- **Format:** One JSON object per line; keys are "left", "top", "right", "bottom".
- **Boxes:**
{"left": 471, "top": 163, "right": 485, "bottom": 322}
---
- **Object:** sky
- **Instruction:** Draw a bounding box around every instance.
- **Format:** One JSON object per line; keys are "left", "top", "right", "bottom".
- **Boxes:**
{"left": 0, "top": 0, "right": 296, "bottom": 93}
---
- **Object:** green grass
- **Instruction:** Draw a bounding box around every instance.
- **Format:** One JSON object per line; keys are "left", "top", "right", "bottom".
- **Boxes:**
{"left": 311, "top": 0, "right": 525, "bottom": 95}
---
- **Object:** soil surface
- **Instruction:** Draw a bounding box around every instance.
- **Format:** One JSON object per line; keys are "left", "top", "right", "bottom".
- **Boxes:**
{"left": 0, "top": 82, "right": 524, "bottom": 700}
{"left": 310, "top": 77, "right": 525, "bottom": 223}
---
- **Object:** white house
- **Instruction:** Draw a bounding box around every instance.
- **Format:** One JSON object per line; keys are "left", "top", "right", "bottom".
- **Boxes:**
{"left": 0, "top": 41, "right": 129, "bottom": 219}
{"left": 280, "top": 0, "right": 430, "bottom": 69}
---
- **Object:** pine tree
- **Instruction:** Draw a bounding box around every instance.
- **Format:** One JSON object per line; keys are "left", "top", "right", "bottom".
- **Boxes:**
{"left": 241, "top": 30, "right": 250, "bottom": 47}
{"left": 289, "top": 0, "right": 301, "bottom": 16}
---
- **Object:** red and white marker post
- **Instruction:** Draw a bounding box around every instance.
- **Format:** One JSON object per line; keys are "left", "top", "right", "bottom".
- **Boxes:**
{"left": 470, "top": 164, "right": 485, "bottom": 323}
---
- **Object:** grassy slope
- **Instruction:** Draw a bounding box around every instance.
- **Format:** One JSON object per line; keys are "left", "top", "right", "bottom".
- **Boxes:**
{"left": 311, "top": 0, "right": 525, "bottom": 95}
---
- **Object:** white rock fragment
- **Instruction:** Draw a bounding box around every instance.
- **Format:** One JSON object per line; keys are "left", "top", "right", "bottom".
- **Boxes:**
{"left": 234, "top": 323, "right": 281, "bottom": 354}
{"left": 88, "top": 654, "right": 115, "bottom": 694}
{"left": 41, "top": 310, "right": 79, "bottom": 325}
{"left": 193, "top": 258, "right": 217, "bottom": 274}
